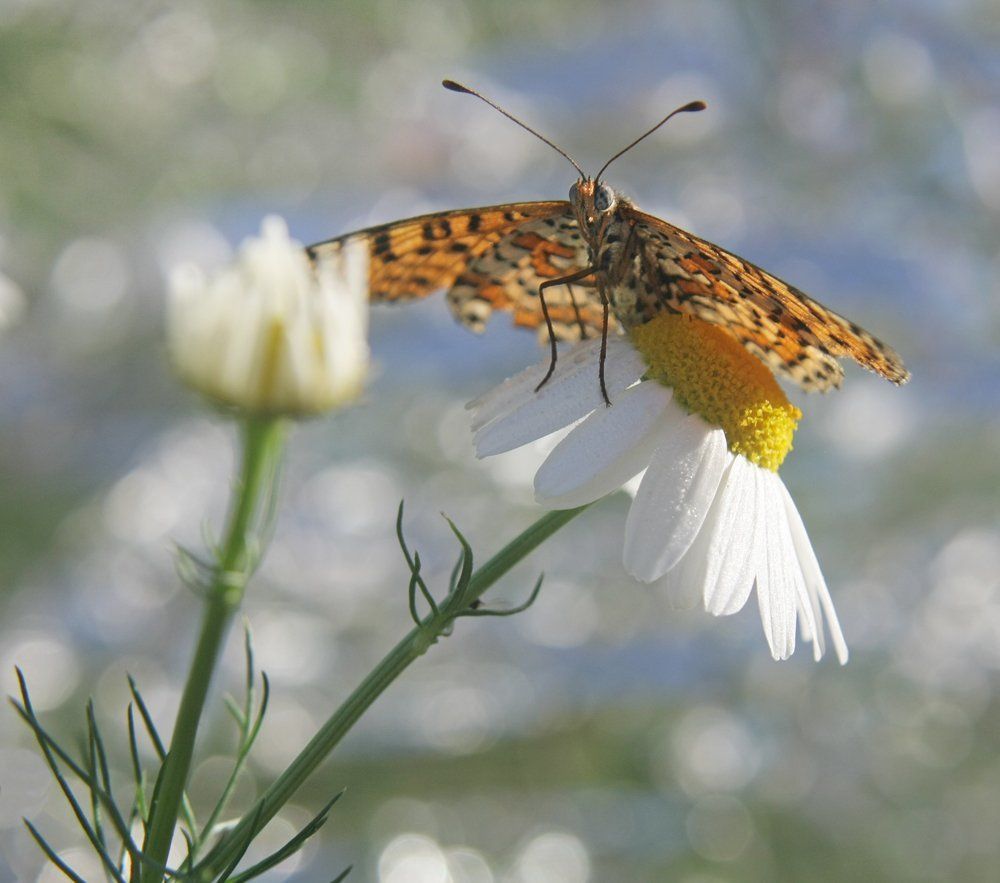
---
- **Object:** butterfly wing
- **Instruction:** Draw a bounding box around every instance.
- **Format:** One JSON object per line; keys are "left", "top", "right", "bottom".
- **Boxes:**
{"left": 622, "top": 206, "right": 909, "bottom": 391}
{"left": 308, "top": 201, "right": 608, "bottom": 342}
{"left": 446, "top": 213, "right": 607, "bottom": 341}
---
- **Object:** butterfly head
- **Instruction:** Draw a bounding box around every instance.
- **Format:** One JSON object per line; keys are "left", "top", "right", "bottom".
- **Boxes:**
{"left": 570, "top": 179, "right": 619, "bottom": 227}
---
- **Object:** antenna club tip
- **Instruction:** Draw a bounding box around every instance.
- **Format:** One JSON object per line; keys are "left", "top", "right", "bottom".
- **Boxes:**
{"left": 685, "top": 100, "right": 707, "bottom": 112}
{"left": 442, "top": 79, "right": 471, "bottom": 94}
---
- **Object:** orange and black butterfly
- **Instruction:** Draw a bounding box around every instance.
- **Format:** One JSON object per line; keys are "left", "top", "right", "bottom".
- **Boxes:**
{"left": 308, "top": 80, "right": 909, "bottom": 403}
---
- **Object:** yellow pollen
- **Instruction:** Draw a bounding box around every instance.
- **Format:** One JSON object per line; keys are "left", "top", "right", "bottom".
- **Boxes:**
{"left": 630, "top": 314, "right": 801, "bottom": 471}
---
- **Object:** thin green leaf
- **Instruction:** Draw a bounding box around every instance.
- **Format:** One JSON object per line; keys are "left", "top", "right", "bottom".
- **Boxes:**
{"left": 15, "top": 691, "right": 183, "bottom": 881}
{"left": 407, "top": 568, "right": 422, "bottom": 626}
{"left": 242, "top": 626, "right": 256, "bottom": 721}
{"left": 411, "top": 551, "right": 439, "bottom": 618}
{"left": 396, "top": 502, "right": 438, "bottom": 620}
{"left": 23, "top": 819, "right": 88, "bottom": 883}
{"left": 88, "top": 703, "right": 114, "bottom": 794}
{"left": 127, "top": 674, "right": 199, "bottom": 839}
{"left": 14, "top": 678, "right": 186, "bottom": 879}
{"left": 197, "top": 671, "right": 270, "bottom": 848}
{"left": 442, "top": 514, "right": 474, "bottom": 606}
{"left": 447, "top": 548, "right": 465, "bottom": 594}
{"left": 211, "top": 803, "right": 265, "bottom": 882}
{"left": 85, "top": 701, "right": 119, "bottom": 882}
{"left": 394, "top": 500, "right": 410, "bottom": 564}
{"left": 125, "top": 705, "right": 145, "bottom": 810}
{"left": 123, "top": 705, "right": 149, "bottom": 871}
{"left": 223, "top": 694, "right": 247, "bottom": 728}
{"left": 17, "top": 697, "right": 139, "bottom": 875}
{"left": 396, "top": 503, "right": 425, "bottom": 580}
{"left": 217, "top": 627, "right": 256, "bottom": 753}
{"left": 227, "top": 791, "right": 344, "bottom": 882}
{"left": 458, "top": 573, "right": 545, "bottom": 618}
{"left": 127, "top": 676, "right": 166, "bottom": 760}
{"left": 244, "top": 672, "right": 270, "bottom": 754}
{"left": 14, "top": 671, "right": 128, "bottom": 883}
{"left": 176, "top": 828, "right": 196, "bottom": 876}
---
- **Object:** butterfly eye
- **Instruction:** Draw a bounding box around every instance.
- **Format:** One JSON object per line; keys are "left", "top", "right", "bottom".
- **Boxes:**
{"left": 568, "top": 181, "right": 580, "bottom": 201}
{"left": 593, "top": 184, "right": 615, "bottom": 212}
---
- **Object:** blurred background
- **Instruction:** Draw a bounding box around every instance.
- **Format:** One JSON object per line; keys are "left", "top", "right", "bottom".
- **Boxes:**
{"left": 1, "top": 0, "right": 998, "bottom": 880}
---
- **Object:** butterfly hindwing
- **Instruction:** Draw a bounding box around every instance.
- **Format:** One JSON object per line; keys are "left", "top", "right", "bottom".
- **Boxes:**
{"left": 448, "top": 212, "right": 608, "bottom": 341}
{"left": 622, "top": 207, "right": 909, "bottom": 391}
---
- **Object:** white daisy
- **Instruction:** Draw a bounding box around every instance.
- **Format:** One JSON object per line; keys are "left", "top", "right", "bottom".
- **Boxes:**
{"left": 167, "top": 215, "right": 370, "bottom": 416}
{"left": 469, "top": 314, "right": 847, "bottom": 663}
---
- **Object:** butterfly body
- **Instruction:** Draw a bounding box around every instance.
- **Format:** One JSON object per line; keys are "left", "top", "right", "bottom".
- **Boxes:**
{"left": 564, "top": 178, "right": 654, "bottom": 329}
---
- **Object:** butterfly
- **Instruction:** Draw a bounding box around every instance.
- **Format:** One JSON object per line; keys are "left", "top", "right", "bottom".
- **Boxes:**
{"left": 308, "top": 80, "right": 909, "bottom": 403}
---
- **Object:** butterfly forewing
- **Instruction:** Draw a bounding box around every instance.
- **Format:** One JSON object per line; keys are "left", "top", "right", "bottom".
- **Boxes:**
{"left": 308, "top": 201, "right": 609, "bottom": 342}
{"left": 619, "top": 206, "right": 909, "bottom": 390}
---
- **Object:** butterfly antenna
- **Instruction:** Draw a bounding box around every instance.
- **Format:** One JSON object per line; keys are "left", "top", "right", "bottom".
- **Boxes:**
{"left": 595, "top": 100, "right": 706, "bottom": 181}
{"left": 443, "top": 79, "right": 586, "bottom": 179}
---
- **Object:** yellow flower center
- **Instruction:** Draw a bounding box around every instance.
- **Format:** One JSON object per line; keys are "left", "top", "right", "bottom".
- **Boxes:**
{"left": 629, "top": 314, "right": 801, "bottom": 471}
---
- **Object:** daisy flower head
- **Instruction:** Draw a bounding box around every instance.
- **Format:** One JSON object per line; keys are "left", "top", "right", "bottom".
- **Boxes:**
{"left": 469, "top": 314, "right": 848, "bottom": 663}
{"left": 168, "top": 215, "right": 370, "bottom": 417}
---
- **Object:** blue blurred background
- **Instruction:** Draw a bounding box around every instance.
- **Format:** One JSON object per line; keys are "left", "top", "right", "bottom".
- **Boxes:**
{"left": 1, "top": 1, "right": 998, "bottom": 880}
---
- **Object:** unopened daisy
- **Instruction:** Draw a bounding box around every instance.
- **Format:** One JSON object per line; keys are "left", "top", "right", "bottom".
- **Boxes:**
{"left": 167, "top": 215, "right": 370, "bottom": 416}
{"left": 469, "top": 315, "right": 848, "bottom": 663}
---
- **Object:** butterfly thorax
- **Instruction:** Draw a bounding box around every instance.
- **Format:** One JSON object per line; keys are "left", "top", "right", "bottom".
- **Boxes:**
{"left": 569, "top": 178, "right": 646, "bottom": 327}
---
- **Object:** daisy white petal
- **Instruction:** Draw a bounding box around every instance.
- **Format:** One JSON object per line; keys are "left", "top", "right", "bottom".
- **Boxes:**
{"left": 780, "top": 481, "right": 849, "bottom": 663}
{"left": 470, "top": 337, "right": 644, "bottom": 450}
{"left": 701, "top": 456, "right": 759, "bottom": 617}
{"left": 534, "top": 382, "right": 672, "bottom": 508}
{"left": 654, "top": 485, "right": 724, "bottom": 610}
{"left": 623, "top": 413, "right": 729, "bottom": 582}
{"left": 756, "top": 470, "right": 799, "bottom": 661}
{"left": 796, "top": 586, "right": 822, "bottom": 661}
{"left": 622, "top": 469, "right": 646, "bottom": 499}
{"left": 786, "top": 521, "right": 822, "bottom": 660}
{"left": 468, "top": 340, "right": 596, "bottom": 432}
{"left": 774, "top": 484, "right": 819, "bottom": 659}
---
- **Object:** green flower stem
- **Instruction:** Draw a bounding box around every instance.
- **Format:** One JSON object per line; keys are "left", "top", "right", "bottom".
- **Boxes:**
{"left": 141, "top": 417, "right": 287, "bottom": 882}
{"left": 201, "top": 504, "right": 590, "bottom": 878}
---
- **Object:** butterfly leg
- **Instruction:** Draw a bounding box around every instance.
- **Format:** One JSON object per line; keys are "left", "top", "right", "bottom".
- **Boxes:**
{"left": 597, "top": 284, "right": 612, "bottom": 407}
{"left": 565, "top": 283, "right": 590, "bottom": 340}
{"left": 535, "top": 266, "right": 598, "bottom": 393}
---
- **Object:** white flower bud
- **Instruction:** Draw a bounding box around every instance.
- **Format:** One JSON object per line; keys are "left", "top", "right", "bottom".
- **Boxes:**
{"left": 167, "top": 216, "right": 369, "bottom": 416}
